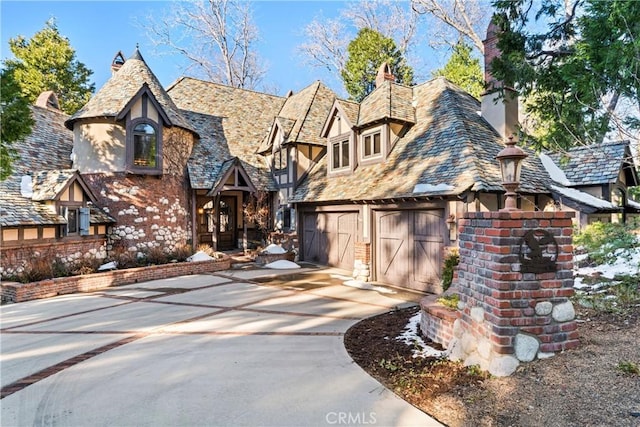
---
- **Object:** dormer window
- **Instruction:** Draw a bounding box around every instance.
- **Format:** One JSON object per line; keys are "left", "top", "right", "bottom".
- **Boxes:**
{"left": 331, "top": 137, "right": 350, "bottom": 171}
{"left": 363, "top": 131, "right": 381, "bottom": 158}
{"left": 133, "top": 123, "right": 158, "bottom": 167}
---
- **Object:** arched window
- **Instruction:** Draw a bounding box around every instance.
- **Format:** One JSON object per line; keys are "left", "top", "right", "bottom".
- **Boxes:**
{"left": 132, "top": 123, "right": 157, "bottom": 168}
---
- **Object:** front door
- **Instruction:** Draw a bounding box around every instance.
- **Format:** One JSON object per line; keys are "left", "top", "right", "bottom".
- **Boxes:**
{"left": 218, "top": 196, "right": 236, "bottom": 250}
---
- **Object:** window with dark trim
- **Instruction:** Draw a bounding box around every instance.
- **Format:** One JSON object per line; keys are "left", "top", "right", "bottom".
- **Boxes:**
{"left": 331, "top": 138, "right": 350, "bottom": 170}
{"left": 363, "top": 131, "right": 381, "bottom": 158}
{"left": 127, "top": 117, "right": 162, "bottom": 174}
{"left": 275, "top": 148, "right": 288, "bottom": 172}
{"left": 60, "top": 206, "right": 90, "bottom": 236}
{"left": 133, "top": 123, "right": 158, "bottom": 168}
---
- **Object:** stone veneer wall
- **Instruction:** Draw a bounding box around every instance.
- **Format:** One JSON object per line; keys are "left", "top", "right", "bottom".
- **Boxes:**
{"left": 83, "top": 173, "right": 192, "bottom": 256}
{"left": 437, "top": 211, "right": 578, "bottom": 376}
{"left": 353, "top": 242, "right": 371, "bottom": 282}
{"left": 0, "top": 239, "right": 108, "bottom": 278}
{"left": 1, "top": 257, "right": 231, "bottom": 303}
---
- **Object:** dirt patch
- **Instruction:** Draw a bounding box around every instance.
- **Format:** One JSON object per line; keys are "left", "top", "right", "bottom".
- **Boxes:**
{"left": 344, "top": 305, "right": 640, "bottom": 427}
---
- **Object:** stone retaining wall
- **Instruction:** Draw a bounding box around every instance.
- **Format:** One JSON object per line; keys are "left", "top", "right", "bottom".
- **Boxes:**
{"left": 1, "top": 257, "right": 231, "bottom": 303}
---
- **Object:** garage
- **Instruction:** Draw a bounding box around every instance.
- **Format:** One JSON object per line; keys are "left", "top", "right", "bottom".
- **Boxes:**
{"left": 375, "top": 210, "right": 444, "bottom": 293}
{"left": 301, "top": 211, "right": 357, "bottom": 270}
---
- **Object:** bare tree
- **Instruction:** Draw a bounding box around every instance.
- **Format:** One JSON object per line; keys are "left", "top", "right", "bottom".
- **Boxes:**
{"left": 411, "top": 0, "right": 490, "bottom": 54}
{"left": 143, "top": 0, "right": 265, "bottom": 89}
{"left": 296, "top": 0, "right": 421, "bottom": 89}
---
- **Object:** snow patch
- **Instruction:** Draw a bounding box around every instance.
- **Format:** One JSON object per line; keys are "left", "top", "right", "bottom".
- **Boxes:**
{"left": 397, "top": 312, "right": 447, "bottom": 359}
{"left": 264, "top": 260, "right": 300, "bottom": 269}
{"left": 187, "top": 251, "right": 215, "bottom": 262}
{"left": 413, "top": 183, "right": 455, "bottom": 193}
{"left": 20, "top": 176, "right": 33, "bottom": 198}
{"left": 98, "top": 261, "right": 117, "bottom": 271}
{"left": 539, "top": 153, "right": 572, "bottom": 185}
{"left": 263, "top": 244, "right": 287, "bottom": 254}
{"left": 343, "top": 280, "right": 396, "bottom": 294}
{"left": 551, "top": 185, "right": 618, "bottom": 210}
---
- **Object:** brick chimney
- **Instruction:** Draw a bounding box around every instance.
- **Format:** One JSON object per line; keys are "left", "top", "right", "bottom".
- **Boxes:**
{"left": 375, "top": 62, "right": 395, "bottom": 88}
{"left": 481, "top": 21, "right": 519, "bottom": 140}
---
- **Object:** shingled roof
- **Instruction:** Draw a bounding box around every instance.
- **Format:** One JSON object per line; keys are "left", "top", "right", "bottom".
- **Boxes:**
{"left": 1, "top": 105, "right": 113, "bottom": 226}
{"left": 290, "top": 77, "right": 550, "bottom": 204}
{"left": 548, "top": 141, "right": 639, "bottom": 187}
{"left": 257, "top": 81, "right": 337, "bottom": 153}
{"left": 66, "top": 50, "right": 195, "bottom": 134}
{"left": 357, "top": 80, "right": 415, "bottom": 127}
{"left": 167, "top": 77, "right": 286, "bottom": 191}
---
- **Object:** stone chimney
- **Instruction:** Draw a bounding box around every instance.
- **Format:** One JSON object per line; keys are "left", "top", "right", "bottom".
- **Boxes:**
{"left": 35, "top": 91, "right": 61, "bottom": 111}
{"left": 375, "top": 62, "right": 395, "bottom": 88}
{"left": 481, "top": 21, "right": 519, "bottom": 140}
{"left": 111, "top": 51, "right": 126, "bottom": 76}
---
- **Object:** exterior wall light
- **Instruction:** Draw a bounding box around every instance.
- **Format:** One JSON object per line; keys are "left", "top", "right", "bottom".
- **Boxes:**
{"left": 496, "top": 136, "right": 528, "bottom": 211}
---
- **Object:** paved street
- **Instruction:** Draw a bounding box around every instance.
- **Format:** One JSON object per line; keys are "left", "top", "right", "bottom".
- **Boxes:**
{"left": 1, "top": 267, "right": 442, "bottom": 426}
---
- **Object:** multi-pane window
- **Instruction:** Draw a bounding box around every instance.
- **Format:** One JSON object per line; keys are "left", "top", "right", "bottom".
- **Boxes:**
{"left": 133, "top": 123, "right": 157, "bottom": 168}
{"left": 331, "top": 139, "right": 350, "bottom": 170}
{"left": 363, "top": 131, "right": 381, "bottom": 158}
{"left": 275, "top": 148, "right": 288, "bottom": 172}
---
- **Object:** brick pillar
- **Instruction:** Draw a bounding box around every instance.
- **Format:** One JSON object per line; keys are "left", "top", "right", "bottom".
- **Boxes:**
{"left": 448, "top": 211, "right": 578, "bottom": 376}
{"left": 353, "top": 242, "right": 371, "bottom": 282}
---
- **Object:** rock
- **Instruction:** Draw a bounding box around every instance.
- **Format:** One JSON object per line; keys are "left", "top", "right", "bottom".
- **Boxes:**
{"left": 477, "top": 337, "right": 492, "bottom": 360}
{"left": 489, "top": 355, "right": 519, "bottom": 377}
{"left": 552, "top": 301, "right": 576, "bottom": 322}
{"left": 461, "top": 334, "right": 478, "bottom": 354}
{"left": 535, "top": 301, "right": 553, "bottom": 316}
{"left": 471, "top": 306, "right": 485, "bottom": 323}
{"left": 514, "top": 333, "right": 539, "bottom": 362}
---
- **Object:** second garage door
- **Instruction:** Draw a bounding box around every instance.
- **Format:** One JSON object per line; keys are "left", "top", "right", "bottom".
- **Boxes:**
{"left": 375, "top": 210, "right": 444, "bottom": 293}
{"left": 302, "top": 212, "right": 357, "bottom": 271}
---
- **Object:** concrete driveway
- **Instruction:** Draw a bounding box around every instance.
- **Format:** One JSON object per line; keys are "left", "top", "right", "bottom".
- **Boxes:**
{"left": 0, "top": 267, "right": 442, "bottom": 427}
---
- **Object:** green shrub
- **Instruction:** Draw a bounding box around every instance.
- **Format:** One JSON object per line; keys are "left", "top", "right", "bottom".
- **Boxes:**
{"left": 441, "top": 249, "right": 459, "bottom": 292}
{"left": 574, "top": 222, "right": 638, "bottom": 265}
{"left": 437, "top": 294, "right": 460, "bottom": 310}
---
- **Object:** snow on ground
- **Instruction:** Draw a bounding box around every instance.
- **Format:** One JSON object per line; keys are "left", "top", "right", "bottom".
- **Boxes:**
{"left": 396, "top": 312, "right": 447, "bottom": 359}
{"left": 343, "top": 280, "right": 396, "bottom": 294}
{"left": 263, "top": 244, "right": 287, "bottom": 254}
{"left": 573, "top": 246, "right": 640, "bottom": 290}
{"left": 264, "top": 260, "right": 300, "bottom": 269}
{"left": 187, "top": 251, "right": 215, "bottom": 262}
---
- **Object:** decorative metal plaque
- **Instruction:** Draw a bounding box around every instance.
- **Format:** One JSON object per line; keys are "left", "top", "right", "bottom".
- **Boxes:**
{"left": 519, "top": 229, "right": 558, "bottom": 273}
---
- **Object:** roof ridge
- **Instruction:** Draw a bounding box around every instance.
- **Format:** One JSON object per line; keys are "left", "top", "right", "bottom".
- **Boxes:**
{"left": 291, "top": 81, "right": 322, "bottom": 142}
{"left": 168, "top": 76, "right": 286, "bottom": 101}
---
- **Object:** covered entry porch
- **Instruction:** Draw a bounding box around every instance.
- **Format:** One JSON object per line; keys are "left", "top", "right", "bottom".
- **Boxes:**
{"left": 192, "top": 158, "right": 271, "bottom": 251}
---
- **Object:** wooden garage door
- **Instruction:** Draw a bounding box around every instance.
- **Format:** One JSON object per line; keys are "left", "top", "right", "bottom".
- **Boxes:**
{"left": 302, "top": 212, "right": 357, "bottom": 270}
{"left": 376, "top": 210, "right": 444, "bottom": 293}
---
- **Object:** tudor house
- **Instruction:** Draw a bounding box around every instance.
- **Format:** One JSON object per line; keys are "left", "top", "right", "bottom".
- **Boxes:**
{"left": 2, "top": 24, "right": 638, "bottom": 292}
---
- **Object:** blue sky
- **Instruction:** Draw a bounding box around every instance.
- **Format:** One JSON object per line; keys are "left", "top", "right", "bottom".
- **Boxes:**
{"left": 0, "top": 1, "right": 368, "bottom": 96}
{"left": 1, "top": 1, "right": 357, "bottom": 95}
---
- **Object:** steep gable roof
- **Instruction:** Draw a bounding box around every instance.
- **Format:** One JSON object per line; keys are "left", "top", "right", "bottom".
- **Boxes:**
{"left": 548, "top": 141, "right": 639, "bottom": 187}
{"left": 258, "top": 81, "right": 337, "bottom": 153}
{"left": 290, "top": 78, "right": 550, "bottom": 204}
{"left": 66, "top": 49, "right": 195, "bottom": 133}
{"left": 167, "top": 77, "right": 286, "bottom": 191}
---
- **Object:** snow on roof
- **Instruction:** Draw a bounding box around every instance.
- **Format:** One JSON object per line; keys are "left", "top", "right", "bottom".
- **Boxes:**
{"left": 550, "top": 184, "right": 618, "bottom": 210}
{"left": 413, "top": 183, "right": 455, "bottom": 193}
{"left": 628, "top": 198, "right": 640, "bottom": 210}
{"left": 539, "top": 153, "right": 572, "bottom": 186}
